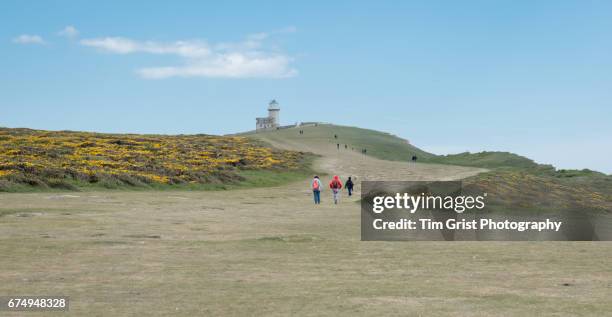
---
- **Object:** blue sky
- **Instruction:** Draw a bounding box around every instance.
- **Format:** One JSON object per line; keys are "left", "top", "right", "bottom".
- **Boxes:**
{"left": 1, "top": 1, "right": 611, "bottom": 173}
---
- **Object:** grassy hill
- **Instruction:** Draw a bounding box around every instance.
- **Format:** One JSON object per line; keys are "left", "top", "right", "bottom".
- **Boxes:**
{"left": 246, "top": 124, "right": 611, "bottom": 213}
{"left": 427, "top": 152, "right": 612, "bottom": 213}
{"left": 245, "top": 124, "right": 550, "bottom": 171}
{"left": 0, "top": 128, "right": 313, "bottom": 192}
{"left": 245, "top": 123, "right": 434, "bottom": 161}
{"left": 424, "top": 151, "right": 544, "bottom": 169}
{"left": 2, "top": 124, "right": 610, "bottom": 211}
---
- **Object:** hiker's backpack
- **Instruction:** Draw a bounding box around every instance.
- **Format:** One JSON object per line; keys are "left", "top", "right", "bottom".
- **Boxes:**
{"left": 313, "top": 179, "right": 320, "bottom": 190}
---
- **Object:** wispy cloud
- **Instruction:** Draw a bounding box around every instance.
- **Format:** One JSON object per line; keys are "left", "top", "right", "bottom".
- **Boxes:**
{"left": 58, "top": 25, "right": 79, "bottom": 38}
{"left": 138, "top": 54, "right": 296, "bottom": 79}
{"left": 13, "top": 34, "right": 45, "bottom": 45}
{"left": 80, "top": 28, "right": 297, "bottom": 79}
{"left": 80, "top": 37, "right": 211, "bottom": 57}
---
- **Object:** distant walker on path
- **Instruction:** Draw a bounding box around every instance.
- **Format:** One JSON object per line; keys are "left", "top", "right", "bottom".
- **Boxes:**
{"left": 345, "top": 177, "right": 354, "bottom": 196}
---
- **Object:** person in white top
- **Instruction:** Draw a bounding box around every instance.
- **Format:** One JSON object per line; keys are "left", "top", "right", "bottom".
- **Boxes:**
{"left": 311, "top": 176, "right": 322, "bottom": 204}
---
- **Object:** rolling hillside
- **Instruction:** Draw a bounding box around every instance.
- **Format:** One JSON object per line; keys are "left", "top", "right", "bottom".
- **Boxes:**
{"left": 2, "top": 123, "right": 610, "bottom": 211}
{"left": 245, "top": 124, "right": 556, "bottom": 171}
{"left": 246, "top": 124, "right": 611, "bottom": 213}
{"left": 245, "top": 123, "right": 434, "bottom": 161}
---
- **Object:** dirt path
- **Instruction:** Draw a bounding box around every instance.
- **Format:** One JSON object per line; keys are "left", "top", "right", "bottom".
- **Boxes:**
{"left": 259, "top": 133, "right": 486, "bottom": 183}
{"left": 0, "top": 142, "right": 611, "bottom": 316}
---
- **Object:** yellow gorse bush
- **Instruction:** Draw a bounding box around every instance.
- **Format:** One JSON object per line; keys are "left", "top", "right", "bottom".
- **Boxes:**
{"left": 0, "top": 128, "right": 304, "bottom": 185}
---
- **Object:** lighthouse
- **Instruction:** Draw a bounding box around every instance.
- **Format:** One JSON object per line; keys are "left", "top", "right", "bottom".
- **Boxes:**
{"left": 256, "top": 99, "right": 281, "bottom": 131}
{"left": 267, "top": 99, "right": 280, "bottom": 127}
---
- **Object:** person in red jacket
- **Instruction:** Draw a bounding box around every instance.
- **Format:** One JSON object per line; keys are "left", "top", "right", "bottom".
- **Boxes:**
{"left": 329, "top": 175, "right": 343, "bottom": 204}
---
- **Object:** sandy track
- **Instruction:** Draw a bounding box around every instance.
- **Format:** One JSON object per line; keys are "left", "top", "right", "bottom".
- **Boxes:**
{"left": 258, "top": 134, "right": 487, "bottom": 182}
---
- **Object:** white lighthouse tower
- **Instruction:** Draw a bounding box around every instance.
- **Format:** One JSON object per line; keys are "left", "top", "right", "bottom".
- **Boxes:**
{"left": 268, "top": 99, "right": 280, "bottom": 127}
{"left": 255, "top": 99, "right": 281, "bottom": 131}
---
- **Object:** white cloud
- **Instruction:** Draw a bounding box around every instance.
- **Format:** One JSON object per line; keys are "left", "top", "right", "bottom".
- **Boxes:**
{"left": 80, "top": 37, "right": 211, "bottom": 57}
{"left": 80, "top": 30, "right": 297, "bottom": 79}
{"left": 58, "top": 25, "right": 79, "bottom": 38}
{"left": 138, "top": 53, "right": 296, "bottom": 79}
{"left": 13, "top": 34, "right": 45, "bottom": 45}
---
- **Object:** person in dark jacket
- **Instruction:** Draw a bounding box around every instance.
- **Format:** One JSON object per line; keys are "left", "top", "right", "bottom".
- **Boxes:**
{"left": 345, "top": 177, "right": 354, "bottom": 196}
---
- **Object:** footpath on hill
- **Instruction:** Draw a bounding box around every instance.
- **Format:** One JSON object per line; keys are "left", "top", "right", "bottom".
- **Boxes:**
{"left": 257, "top": 133, "right": 486, "bottom": 185}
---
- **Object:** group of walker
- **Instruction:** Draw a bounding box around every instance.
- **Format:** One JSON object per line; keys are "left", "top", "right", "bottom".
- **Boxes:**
{"left": 311, "top": 175, "right": 354, "bottom": 205}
